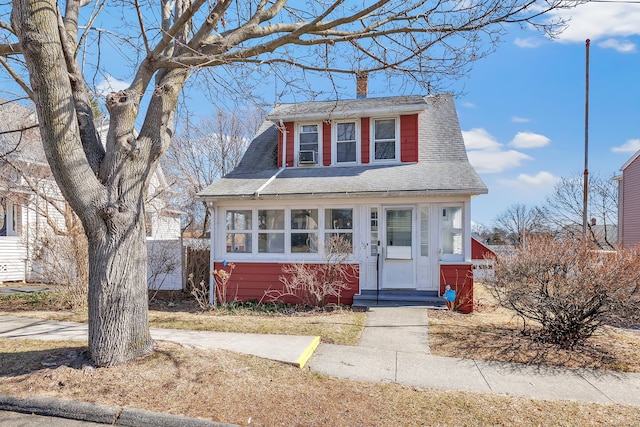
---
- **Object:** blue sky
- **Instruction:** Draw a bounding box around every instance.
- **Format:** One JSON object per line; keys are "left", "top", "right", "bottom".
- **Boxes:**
{"left": 456, "top": 2, "right": 640, "bottom": 226}
{"left": 92, "top": 2, "right": 640, "bottom": 227}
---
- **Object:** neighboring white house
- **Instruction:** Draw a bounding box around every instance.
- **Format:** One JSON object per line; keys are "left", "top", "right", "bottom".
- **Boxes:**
{"left": 198, "top": 92, "right": 488, "bottom": 312}
{"left": 0, "top": 101, "right": 183, "bottom": 290}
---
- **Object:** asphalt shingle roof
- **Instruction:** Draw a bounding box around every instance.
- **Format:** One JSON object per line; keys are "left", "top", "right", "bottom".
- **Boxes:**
{"left": 199, "top": 93, "right": 487, "bottom": 200}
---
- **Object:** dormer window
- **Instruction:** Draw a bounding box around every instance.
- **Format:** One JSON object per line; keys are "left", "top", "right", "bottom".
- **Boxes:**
{"left": 373, "top": 118, "right": 399, "bottom": 161}
{"left": 298, "top": 124, "right": 319, "bottom": 165}
{"left": 335, "top": 121, "right": 358, "bottom": 164}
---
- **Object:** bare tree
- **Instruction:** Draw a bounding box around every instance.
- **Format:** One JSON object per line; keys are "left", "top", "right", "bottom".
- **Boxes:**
{"left": 494, "top": 203, "right": 548, "bottom": 247}
{"left": 543, "top": 173, "right": 618, "bottom": 249}
{"left": 1, "top": 0, "right": 578, "bottom": 366}
{"left": 164, "top": 107, "right": 263, "bottom": 236}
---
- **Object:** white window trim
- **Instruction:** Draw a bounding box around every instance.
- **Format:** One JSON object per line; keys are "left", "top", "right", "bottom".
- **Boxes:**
{"left": 220, "top": 206, "right": 357, "bottom": 260}
{"left": 332, "top": 119, "right": 360, "bottom": 165}
{"left": 439, "top": 204, "right": 464, "bottom": 262}
{"left": 295, "top": 122, "right": 323, "bottom": 167}
{"left": 370, "top": 117, "right": 401, "bottom": 163}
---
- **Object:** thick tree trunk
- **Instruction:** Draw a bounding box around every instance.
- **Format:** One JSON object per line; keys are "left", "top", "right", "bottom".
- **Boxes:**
{"left": 87, "top": 212, "right": 153, "bottom": 367}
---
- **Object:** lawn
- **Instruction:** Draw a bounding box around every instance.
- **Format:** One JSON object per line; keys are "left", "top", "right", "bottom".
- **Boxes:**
{"left": 1, "top": 285, "right": 640, "bottom": 425}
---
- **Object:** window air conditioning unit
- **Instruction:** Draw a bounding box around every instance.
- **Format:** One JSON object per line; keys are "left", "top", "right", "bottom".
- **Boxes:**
{"left": 298, "top": 150, "right": 317, "bottom": 164}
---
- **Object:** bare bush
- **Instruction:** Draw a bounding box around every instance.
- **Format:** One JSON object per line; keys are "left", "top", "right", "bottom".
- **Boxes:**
{"left": 33, "top": 219, "right": 88, "bottom": 310}
{"left": 212, "top": 262, "right": 237, "bottom": 308}
{"left": 485, "top": 236, "right": 640, "bottom": 348}
{"left": 189, "top": 273, "right": 210, "bottom": 312}
{"left": 268, "top": 236, "right": 356, "bottom": 308}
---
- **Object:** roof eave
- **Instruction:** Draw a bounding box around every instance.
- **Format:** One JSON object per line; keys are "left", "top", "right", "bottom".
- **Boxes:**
{"left": 199, "top": 188, "right": 488, "bottom": 202}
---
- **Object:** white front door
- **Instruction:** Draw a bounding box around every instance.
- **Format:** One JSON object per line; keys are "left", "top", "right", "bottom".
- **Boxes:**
{"left": 381, "top": 207, "right": 416, "bottom": 289}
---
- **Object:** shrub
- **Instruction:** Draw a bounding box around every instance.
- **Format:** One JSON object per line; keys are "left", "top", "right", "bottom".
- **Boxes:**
{"left": 267, "top": 236, "right": 356, "bottom": 308}
{"left": 485, "top": 236, "right": 640, "bottom": 348}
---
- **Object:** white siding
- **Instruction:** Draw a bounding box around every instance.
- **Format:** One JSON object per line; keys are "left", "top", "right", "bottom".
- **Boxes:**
{"left": 147, "top": 239, "right": 183, "bottom": 290}
{"left": 0, "top": 237, "right": 26, "bottom": 282}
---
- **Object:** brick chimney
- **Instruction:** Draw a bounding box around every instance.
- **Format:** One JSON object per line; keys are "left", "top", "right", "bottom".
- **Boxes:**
{"left": 356, "top": 72, "right": 368, "bottom": 99}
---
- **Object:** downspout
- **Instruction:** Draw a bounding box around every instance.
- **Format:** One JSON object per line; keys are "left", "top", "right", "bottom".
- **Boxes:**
{"left": 208, "top": 203, "right": 216, "bottom": 306}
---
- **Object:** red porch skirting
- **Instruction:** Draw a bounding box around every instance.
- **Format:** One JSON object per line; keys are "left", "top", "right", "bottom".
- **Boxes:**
{"left": 212, "top": 261, "right": 359, "bottom": 306}
{"left": 439, "top": 264, "right": 474, "bottom": 313}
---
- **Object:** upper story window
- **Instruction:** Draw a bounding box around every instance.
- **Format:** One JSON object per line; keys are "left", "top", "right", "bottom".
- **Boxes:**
{"left": 373, "top": 118, "right": 398, "bottom": 161}
{"left": 298, "top": 124, "right": 319, "bottom": 165}
{"left": 335, "top": 121, "right": 357, "bottom": 164}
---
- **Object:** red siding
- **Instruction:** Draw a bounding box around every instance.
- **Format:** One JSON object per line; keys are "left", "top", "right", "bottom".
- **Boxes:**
{"left": 622, "top": 156, "right": 640, "bottom": 248}
{"left": 400, "top": 114, "right": 418, "bottom": 163}
{"left": 285, "top": 122, "right": 295, "bottom": 167}
{"left": 323, "top": 122, "right": 331, "bottom": 166}
{"left": 361, "top": 117, "right": 370, "bottom": 164}
{"left": 440, "top": 264, "right": 474, "bottom": 313}
{"left": 471, "top": 237, "right": 496, "bottom": 260}
{"left": 213, "top": 262, "right": 359, "bottom": 306}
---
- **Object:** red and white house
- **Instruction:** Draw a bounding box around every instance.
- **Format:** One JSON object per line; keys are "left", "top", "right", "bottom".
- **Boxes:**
{"left": 198, "top": 93, "right": 487, "bottom": 312}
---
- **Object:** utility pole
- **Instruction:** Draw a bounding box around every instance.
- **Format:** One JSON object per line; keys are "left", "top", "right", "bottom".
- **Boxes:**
{"left": 583, "top": 39, "right": 590, "bottom": 237}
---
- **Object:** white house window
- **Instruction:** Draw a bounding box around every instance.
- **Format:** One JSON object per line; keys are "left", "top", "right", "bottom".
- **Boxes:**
{"left": 298, "top": 124, "right": 319, "bottom": 164}
{"left": 291, "top": 209, "right": 318, "bottom": 253}
{"left": 373, "top": 118, "right": 398, "bottom": 161}
{"left": 441, "top": 206, "right": 463, "bottom": 260}
{"left": 226, "top": 210, "right": 252, "bottom": 253}
{"left": 336, "top": 122, "right": 357, "bottom": 163}
{"left": 325, "top": 208, "right": 353, "bottom": 252}
{"left": 420, "top": 207, "right": 429, "bottom": 257}
{"left": 258, "top": 209, "right": 285, "bottom": 253}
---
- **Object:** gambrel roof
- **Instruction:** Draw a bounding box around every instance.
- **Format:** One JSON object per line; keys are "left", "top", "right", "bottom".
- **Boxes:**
{"left": 198, "top": 93, "right": 487, "bottom": 201}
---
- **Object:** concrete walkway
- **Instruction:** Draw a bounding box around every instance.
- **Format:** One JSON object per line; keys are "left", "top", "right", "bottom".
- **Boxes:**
{"left": 0, "top": 315, "right": 319, "bottom": 368}
{"left": 2, "top": 307, "right": 640, "bottom": 413}
{"left": 308, "top": 307, "right": 640, "bottom": 407}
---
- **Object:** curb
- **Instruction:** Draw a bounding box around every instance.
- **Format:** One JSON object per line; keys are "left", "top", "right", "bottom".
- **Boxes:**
{"left": 0, "top": 394, "right": 238, "bottom": 427}
{"left": 295, "top": 335, "right": 320, "bottom": 369}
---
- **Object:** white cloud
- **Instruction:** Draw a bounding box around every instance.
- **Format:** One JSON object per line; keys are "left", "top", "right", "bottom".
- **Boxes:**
{"left": 498, "top": 171, "right": 560, "bottom": 191}
{"left": 547, "top": 4, "right": 640, "bottom": 43}
{"left": 461, "top": 101, "right": 476, "bottom": 108}
{"left": 96, "top": 75, "right": 130, "bottom": 96}
{"left": 461, "top": 128, "right": 501, "bottom": 150}
{"left": 509, "top": 131, "right": 550, "bottom": 149}
{"left": 598, "top": 38, "right": 636, "bottom": 53}
{"left": 511, "top": 116, "right": 530, "bottom": 123}
{"left": 611, "top": 139, "right": 640, "bottom": 153}
{"left": 463, "top": 128, "right": 534, "bottom": 173}
{"left": 514, "top": 37, "right": 544, "bottom": 48}
{"left": 467, "top": 149, "right": 532, "bottom": 174}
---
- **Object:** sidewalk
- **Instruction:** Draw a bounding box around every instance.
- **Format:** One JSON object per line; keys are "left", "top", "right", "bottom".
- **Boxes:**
{"left": 2, "top": 308, "right": 640, "bottom": 411}
{"left": 307, "top": 307, "right": 640, "bottom": 407}
{"left": 0, "top": 315, "right": 319, "bottom": 368}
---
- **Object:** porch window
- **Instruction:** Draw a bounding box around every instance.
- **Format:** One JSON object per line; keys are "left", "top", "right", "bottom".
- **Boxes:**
{"left": 226, "top": 210, "right": 252, "bottom": 253}
{"left": 370, "top": 208, "right": 378, "bottom": 256}
{"left": 373, "top": 118, "right": 397, "bottom": 161}
{"left": 441, "top": 206, "right": 463, "bottom": 259}
{"left": 420, "top": 207, "right": 429, "bottom": 256}
{"left": 258, "top": 209, "right": 285, "bottom": 253}
{"left": 291, "top": 209, "right": 318, "bottom": 253}
{"left": 325, "top": 208, "right": 353, "bottom": 252}
{"left": 336, "top": 122, "right": 357, "bottom": 163}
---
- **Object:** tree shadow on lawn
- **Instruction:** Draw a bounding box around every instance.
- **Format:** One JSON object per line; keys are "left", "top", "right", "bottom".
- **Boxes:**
{"left": 430, "top": 320, "right": 633, "bottom": 372}
{"left": 0, "top": 344, "right": 90, "bottom": 378}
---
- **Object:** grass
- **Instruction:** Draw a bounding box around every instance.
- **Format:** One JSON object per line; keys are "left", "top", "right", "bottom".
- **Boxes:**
{"left": 429, "top": 283, "right": 640, "bottom": 372}
{"left": 1, "top": 338, "right": 640, "bottom": 426}
{"left": 0, "top": 288, "right": 366, "bottom": 346}
{"left": 2, "top": 285, "right": 640, "bottom": 425}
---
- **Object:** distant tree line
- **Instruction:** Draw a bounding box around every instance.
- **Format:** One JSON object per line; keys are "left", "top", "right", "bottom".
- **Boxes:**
{"left": 475, "top": 172, "right": 618, "bottom": 250}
